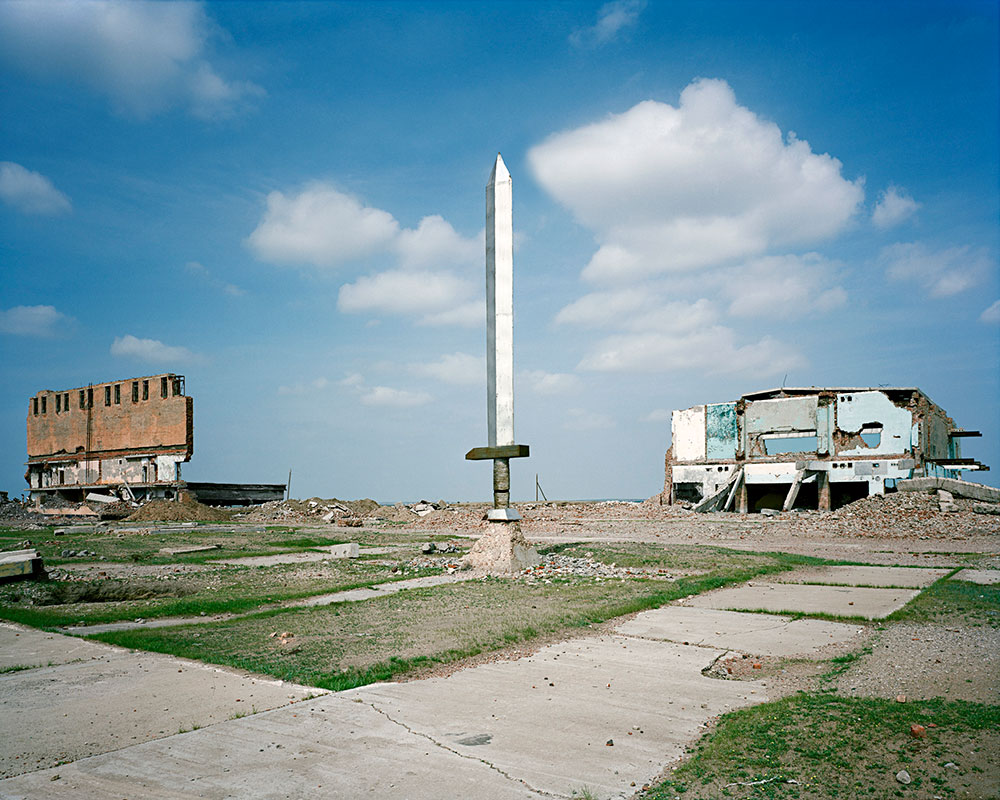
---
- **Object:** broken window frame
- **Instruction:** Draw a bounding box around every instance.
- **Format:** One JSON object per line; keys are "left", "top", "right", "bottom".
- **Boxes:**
{"left": 114, "top": 384, "right": 121, "bottom": 405}
{"left": 161, "top": 377, "right": 168, "bottom": 398}
{"left": 41, "top": 395, "right": 46, "bottom": 414}
{"left": 132, "top": 381, "right": 139, "bottom": 403}
{"left": 32, "top": 397, "right": 38, "bottom": 416}
{"left": 55, "top": 394, "right": 61, "bottom": 413}
{"left": 142, "top": 380, "right": 149, "bottom": 401}
{"left": 79, "top": 390, "right": 85, "bottom": 410}
{"left": 105, "top": 386, "right": 111, "bottom": 406}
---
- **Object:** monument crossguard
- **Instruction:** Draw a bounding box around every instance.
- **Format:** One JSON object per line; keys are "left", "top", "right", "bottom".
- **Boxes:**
{"left": 465, "top": 153, "right": 529, "bottom": 523}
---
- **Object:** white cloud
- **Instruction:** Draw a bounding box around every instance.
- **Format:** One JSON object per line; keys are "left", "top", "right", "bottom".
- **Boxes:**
{"left": 0, "top": 162, "right": 71, "bottom": 215}
{"left": 722, "top": 254, "right": 847, "bottom": 318}
{"left": 578, "top": 326, "right": 804, "bottom": 377}
{"left": 339, "top": 372, "right": 365, "bottom": 388}
{"left": 872, "top": 186, "right": 920, "bottom": 229}
{"left": 881, "top": 242, "right": 993, "bottom": 297}
{"left": 528, "top": 79, "right": 864, "bottom": 281}
{"left": 564, "top": 408, "right": 615, "bottom": 431}
{"left": 570, "top": 0, "right": 645, "bottom": 47}
{"left": 521, "top": 370, "right": 581, "bottom": 395}
{"left": 338, "top": 270, "right": 475, "bottom": 317}
{"left": 980, "top": 299, "right": 1000, "bottom": 325}
{"left": 277, "top": 377, "right": 329, "bottom": 396}
{"left": 248, "top": 184, "right": 399, "bottom": 268}
{"left": 555, "top": 288, "right": 657, "bottom": 327}
{"left": 360, "top": 385, "right": 431, "bottom": 408}
{"left": 110, "top": 334, "right": 199, "bottom": 364}
{"left": 395, "top": 215, "right": 480, "bottom": 269}
{"left": 0, "top": 0, "right": 262, "bottom": 119}
{"left": 0, "top": 305, "right": 68, "bottom": 336}
{"left": 640, "top": 408, "right": 672, "bottom": 423}
{"left": 416, "top": 352, "right": 483, "bottom": 386}
{"left": 418, "top": 300, "right": 482, "bottom": 328}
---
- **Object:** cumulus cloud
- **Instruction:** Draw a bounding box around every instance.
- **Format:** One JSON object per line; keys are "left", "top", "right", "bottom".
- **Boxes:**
{"left": 248, "top": 184, "right": 400, "bottom": 268}
{"left": 415, "top": 352, "right": 483, "bottom": 386}
{"left": 564, "top": 408, "right": 615, "bottom": 431}
{"left": 0, "top": 305, "right": 68, "bottom": 336}
{"left": 570, "top": 0, "right": 645, "bottom": 47}
{"left": 360, "top": 385, "right": 432, "bottom": 408}
{"left": 395, "top": 215, "right": 480, "bottom": 269}
{"left": 521, "top": 370, "right": 581, "bottom": 395}
{"left": 528, "top": 78, "right": 864, "bottom": 281}
{"left": 418, "top": 300, "right": 482, "bottom": 328}
{"left": 722, "top": 254, "right": 847, "bottom": 318}
{"left": 0, "top": 162, "right": 71, "bottom": 215}
{"left": 110, "top": 334, "right": 199, "bottom": 364}
{"left": 579, "top": 325, "right": 804, "bottom": 377}
{"left": 872, "top": 186, "right": 920, "bottom": 229}
{"left": 881, "top": 242, "right": 993, "bottom": 297}
{"left": 0, "top": 0, "right": 262, "bottom": 119}
{"left": 337, "top": 270, "right": 477, "bottom": 320}
{"left": 980, "top": 299, "right": 1000, "bottom": 325}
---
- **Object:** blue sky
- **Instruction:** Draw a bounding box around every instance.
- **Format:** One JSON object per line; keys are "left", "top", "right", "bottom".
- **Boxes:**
{"left": 1, "top": 0, "right": 997, "bottom": 502}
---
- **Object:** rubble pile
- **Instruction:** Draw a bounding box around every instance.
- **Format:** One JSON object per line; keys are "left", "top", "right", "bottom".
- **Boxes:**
{"left": 519, "top": 553, "right": 673, "bottom": 583}
{"left": 0, "top": 498, "right": 52, "bottom": 529}
{"left": 819, "top": 490, "right": 997, "bottom": 539}
{"left": 126, "top": 497, "right": 231, "bottom": 522}
{"left": 234, "top": 497, "right": 379, "bottom": 524}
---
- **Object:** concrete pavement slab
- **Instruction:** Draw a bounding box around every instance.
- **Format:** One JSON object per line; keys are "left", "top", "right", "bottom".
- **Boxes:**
{"left": 616, "top": 606, "right": 864, "bottom": 656}
{"left": 355, "top": 634, "right": 769, "bottom": 798}
{"left": 772, "top": 565, "right": 949, "bottom": 588}
{"left": 0, "top": 628, "right": 321, "bottom": 779}
{"left": 953, "top": 569, "right": 1000, "bottom": 585}
{"left": 686, "top": 583, "right": 919, "bottom": 619}
{"left": 0, "top": 692, "right": 550, "bottom": 800}
{"left": 0, "top": 622, "right": 110, "bottom": 670}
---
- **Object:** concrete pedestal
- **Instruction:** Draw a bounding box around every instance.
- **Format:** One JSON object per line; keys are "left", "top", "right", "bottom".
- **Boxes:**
{"left": 462, "top": 522, "right": 539, "bottom": 575}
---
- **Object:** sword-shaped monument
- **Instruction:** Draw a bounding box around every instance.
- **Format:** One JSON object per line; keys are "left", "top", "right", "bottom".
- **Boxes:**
{"left": 463, "top": 154, "right": 539, "bottom": 573}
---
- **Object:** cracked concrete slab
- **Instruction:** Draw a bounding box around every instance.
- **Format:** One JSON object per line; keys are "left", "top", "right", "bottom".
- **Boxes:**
{"left": 0, "top": 622, "right": 110, "bottom": 670}
{"left": 354, "top": 634, "right": 769, "bottom": 798}
{"left": 685, "top": 583, "right": 920, "bottom": 619}
{"left": 772, "top": 565, "right": 949, "bottom": 588}
{"left": 0, "top": 693, "right": 541, "bottom": 800}
{"left": 0, "top": 625, "right": 321, "bottom": 779}
{"left": 616, "top": 606, "right": 864, "bottom": 656}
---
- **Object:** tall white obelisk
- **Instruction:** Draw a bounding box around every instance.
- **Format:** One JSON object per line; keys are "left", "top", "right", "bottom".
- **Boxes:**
{"left": 465, "top": 155, "right": 536, "bottom": 573}
{"left": 486, "top": 153, "right": 515, "bottom": 451}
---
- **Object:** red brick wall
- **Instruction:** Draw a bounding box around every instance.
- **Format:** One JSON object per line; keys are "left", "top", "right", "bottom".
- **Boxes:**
{"left": 26, "top": 375, "right": 193, "bottom": 460}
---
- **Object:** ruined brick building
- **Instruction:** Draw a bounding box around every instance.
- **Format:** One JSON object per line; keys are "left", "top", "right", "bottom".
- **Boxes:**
{"left": 26, "top": 374, "right": 193, "bottom": 504}
{"left": 664, "top": 387, "right": 986, "bottom": 513}
{"left": 25, "top": 374, "right": 283, "bottom": 507}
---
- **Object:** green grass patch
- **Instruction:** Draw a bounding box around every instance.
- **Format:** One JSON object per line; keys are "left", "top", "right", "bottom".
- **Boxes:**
{"left": 887, "top": 578, "right": 999, "bottom": 628}
{"left": 90, "top": 558, "right": 793, "bottom": 690}
{"left": 647, "top": 693, "right": 1000, "bottom": 799}
{"left": 0, "top": 663, "right": 35, "bottom": 674}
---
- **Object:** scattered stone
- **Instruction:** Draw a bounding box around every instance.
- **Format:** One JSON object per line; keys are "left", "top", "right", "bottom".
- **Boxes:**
{"left": 909, "top": 724, "right": 926, "bottom": 738}
{"left": 760, "top": 508, "right": 779, "bottom": 517}
{"left": 972, "top": 503, "right": 1000, "bottom": 516}
{"left": 896, "top": 694, "right": 906, "bottom": 703}
{"left": 895, "top": 769, "right": 912, "bottom": 785}
{"left": 605, "top": 739, "right": 614, "bottom": 746}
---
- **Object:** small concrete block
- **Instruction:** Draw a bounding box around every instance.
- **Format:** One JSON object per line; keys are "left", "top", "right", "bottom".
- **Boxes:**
{"left": 326, "top": 543, "right": 359, "bottom": 558}
{"left": 462, "top": 524, "right": 538, "bottom": 574}
{"left": 486, "top": 507, "right": 521, "bottom": 521}
{"left": 158, "top": 544, "right": 221, "bottom": 556}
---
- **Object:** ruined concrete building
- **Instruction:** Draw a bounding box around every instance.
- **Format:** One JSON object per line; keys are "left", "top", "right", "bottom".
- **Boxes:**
{"left": 663, "top": 387, "right": 986, "bottom": 513}
{"left": 26, "top": 374, "right": 284, "bottom": 507}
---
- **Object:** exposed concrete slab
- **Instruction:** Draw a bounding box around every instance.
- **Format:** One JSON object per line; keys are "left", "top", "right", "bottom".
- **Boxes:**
{"left": 686, "top": 583, "right": 920, "bottom": 619}
{"left": 213, "top": 551, "right": 331, "bottom": 567}
{"left": 355, "top": 634, "right": 768, "bottom": 798}
{"left": 617, "top": 606, "right": 863, "bottom": 656}
{"left": 0, "top": 623, "right": 110, "bottom": 670}
{"left": 773, "top": 565, "right": 949, "bottom": 588}
{"left": 0, "top": 627, "right": 321, "bottom": 779}
{"left": 286, "top": 572, "right": 468, "bottom": 607}
{"left": 0, "top": 693, "right": 540, "bottom": 800}
{"left": 953, "top": 569, "right": 1000, "bottom": 585}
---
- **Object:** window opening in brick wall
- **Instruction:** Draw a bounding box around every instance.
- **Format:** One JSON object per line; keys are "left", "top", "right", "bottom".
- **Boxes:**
{"left": 132, "top": 382, "right": 139, "bottom": 403}
{"left": 79, "top": 390, "right": 85, "bottom": 409}
{"left": 55, "top": 394, "right": 61, "bottom": 413}
{"left": 161, "top": 377, "right": 168, "bottom": 398}
{"left": 114, "top": 384, "right": 121, "bottom": 404}
{"left": 32, "top": 397, "right": 38, "bottom": 415}
{"left": 64, "top": 393, "right": 69, "bottom": 410}
{"left": 87, "top": 388, "right": 93, "bottom": 408}
{"left": 105, "top": 386, "right": 111, "bottom": 406}
{"left": 172, "top": 377, "right": 183, "bottom": 396}
{"left": 142, "top": 380, "right": 148, "bottom": 400}
{"left": 41, "top": 396, "right": 46, "bottom": 414}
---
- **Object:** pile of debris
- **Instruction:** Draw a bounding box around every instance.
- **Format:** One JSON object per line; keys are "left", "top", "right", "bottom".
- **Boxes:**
{"left": 518, "top": 553, "right": 674, "bottom": 583}
{"left": 0, "top": 497, "right": 50, "bottom": 529}
{"left": 234, "top": 497, "right": 380, "bottom": 525}
{"left": 126, "top": 496, "right": 231, "bottom": 522}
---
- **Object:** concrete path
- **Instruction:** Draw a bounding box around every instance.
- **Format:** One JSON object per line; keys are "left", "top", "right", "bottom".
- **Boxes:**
{"left": 773, "top": 565, "right": 949, "bottom": 588}
{"left": 687, "top": 582, "right": 918, "bottom": 619}
{"left": 0, "top": 623, "right": 321, "bottom": 780}
{"left": 0, "top": 596, "right": 866, "bottom": 799}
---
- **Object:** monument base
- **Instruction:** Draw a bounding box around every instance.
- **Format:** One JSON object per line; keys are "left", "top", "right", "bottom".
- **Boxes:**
{"left": 462, "top": 521, "right": 539, "bottom": 575}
